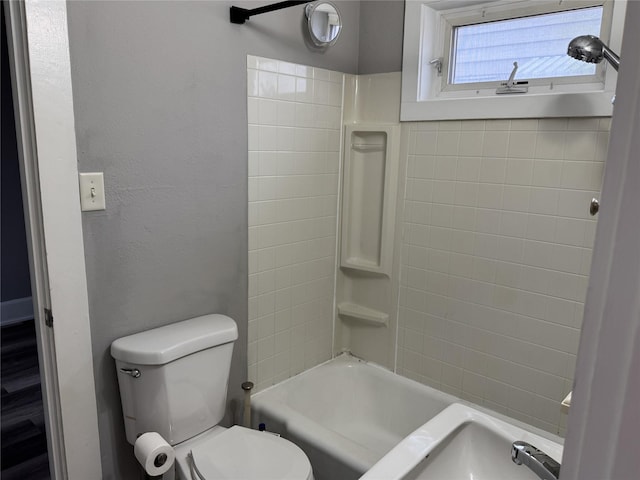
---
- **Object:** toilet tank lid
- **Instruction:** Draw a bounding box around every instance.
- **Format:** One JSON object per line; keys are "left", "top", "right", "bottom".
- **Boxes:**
{"left": 110, "top": 314, "right": 238, "bottom": 365}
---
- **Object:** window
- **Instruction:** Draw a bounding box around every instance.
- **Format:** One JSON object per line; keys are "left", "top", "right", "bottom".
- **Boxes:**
{"left": 449, "top": 6, "right": 603, "bottom": 85}
{"left": 401, "top": 0, "right": 626, "bottom": 121}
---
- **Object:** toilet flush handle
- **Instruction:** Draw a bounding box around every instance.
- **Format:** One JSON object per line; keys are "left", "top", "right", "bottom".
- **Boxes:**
{"left": 120, "top": 368, "right": 141, "bottom": 378}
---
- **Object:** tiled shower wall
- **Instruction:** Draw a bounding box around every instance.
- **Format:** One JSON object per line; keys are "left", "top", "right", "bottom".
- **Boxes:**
{"left": 397, "top": 118, "right": 609, "bottom": 435}
{"left": 247, "top": 64, "right": 610, "bottom": 435}
{"left": 247, "top": 56, "right": 343, "bottom": 391}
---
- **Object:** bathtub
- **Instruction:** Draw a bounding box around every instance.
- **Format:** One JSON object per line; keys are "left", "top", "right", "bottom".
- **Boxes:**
{"left": 251, "top": 354, "right": 457, "bottom": 480}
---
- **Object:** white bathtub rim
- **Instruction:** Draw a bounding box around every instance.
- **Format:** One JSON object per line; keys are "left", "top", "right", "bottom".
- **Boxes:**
{"left": 254, "top": 392, "right": 380, "bottom": 472}
{"left": 252, "top": 352, "right": 458, "bottom": 473}
{"left": 253, "top": 351, "right": 459, "bottom": 406}
{"left": 252, "top": 353, "right": 381, "bottom": 472}
{"left": 359, "top": 402, "right": 564, "bottom": 480}
{"left": 252, "top": 353, "right": 562, "bottom": 458}
{"left": 253, "top": 354, "right": 563, "bottom": 443}
{"left": 251, "top": 353, "right": 404, "bottom": 472}
{"left": 252, "top": 352, "right": 374, "bottom": 398}
{"left": 253, "top": 352, "right": 562, "bottom": 448}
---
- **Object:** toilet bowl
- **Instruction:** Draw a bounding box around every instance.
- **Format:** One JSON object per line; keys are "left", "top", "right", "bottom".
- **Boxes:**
{"left": 174, "top": 425, "right": 313, "bottom": 480}
{"left": 111, "top": 314, "right": 313, "bottom": 480}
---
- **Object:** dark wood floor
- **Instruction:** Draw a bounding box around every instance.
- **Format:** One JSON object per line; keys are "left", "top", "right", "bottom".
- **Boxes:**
{"left": 1, "top": 319, "right": 51, "bottom": 480}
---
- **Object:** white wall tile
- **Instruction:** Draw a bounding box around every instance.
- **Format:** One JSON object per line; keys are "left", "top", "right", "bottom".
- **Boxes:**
{"left": 563, "top": 132, "right": 598, "bottom": 161}
{"left": 535, "top": 132, "right": 565, "bottom": 160}
{"left": 529, "top": 188, "right": 559, "bottom": 216}
{"left": 506, "top": 159, "right": 534, "bottom": 185}
{"left": 532, "top": 159, "right": 562, "bottom": 187}
{"left": 399, "top": 117, "right": 608, "bottom": 436}
{"left": 482, "top": 131, "right": 509, "bottom": 157}
{"left": 436, "top": 131, "right": 460, "bottom": 156}
{"left": 561, "top": 161, "right": 595, "bottom": 189}
{"left": 508, "top": 132, "right": 537, "bottom": 159}
{"left": 456, "top": 157, "right": 482, "bottom": 182}
{"left": 499, "top": 211, "right": 527, "bottom": 238}
{"left": 248, "top": 57, "right": 342, "bottom": 390}
{"left": 502, "top": 185, "right": 530, "bottom": 212}
{"left": 458, "top": 132, "right": 484, "bottom": 157}
{"left": 258, "top": 99, "right": 278, "bottom": 125}
{"left": 251, "top": 59, "right": 606, "bottom": 437}
{"left": 538, "top": 118, "right": 567, "bottom": 131}
{"left": 277, "top": 74, "right": 296, "bottom": 101}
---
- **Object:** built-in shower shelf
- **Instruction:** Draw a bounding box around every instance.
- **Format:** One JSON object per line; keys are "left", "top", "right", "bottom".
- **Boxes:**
{"left": 337, "top": 302, "right": 388, "bottom": 326}
{"left": 341, "top": 124, "right": 400, "bottom": 276}
{"left": 351, "top": 143, "right": 385, "bottom": 151}
{"left": 341, "top": 258, "right": 388, "bottom": 274}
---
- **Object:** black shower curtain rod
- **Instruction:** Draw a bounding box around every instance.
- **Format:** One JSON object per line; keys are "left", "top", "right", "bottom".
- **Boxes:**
{"left": 230, "top": 1, "right": 309, "bottom": 24}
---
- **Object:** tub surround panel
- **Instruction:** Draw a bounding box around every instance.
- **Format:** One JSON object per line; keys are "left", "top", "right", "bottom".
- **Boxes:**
{"left": 248, "top": 56, "right": 343, "bottom": 391}
{"left": 333, "top": 73, "right": 405, "bottom": 369}
{"left": 397, "top": 118, "right": 609, "bottom": 435}
{"left": 248, "top": 65, "right": 607, "bottom": 439}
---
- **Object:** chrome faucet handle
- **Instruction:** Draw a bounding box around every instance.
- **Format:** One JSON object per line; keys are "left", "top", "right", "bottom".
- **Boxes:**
{"left": 119, "top": 367, "right": 141, "bottom": 378}
{"left": 511, "top": 441, "right": 561, "bottom": 480}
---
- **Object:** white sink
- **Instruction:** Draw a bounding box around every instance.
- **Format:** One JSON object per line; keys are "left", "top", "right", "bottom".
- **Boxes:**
{"left": 361, "top": 403, "right": 563, "bottom": 480}
{"left": 404, "top": 421, "right": 541, "bottom": 480}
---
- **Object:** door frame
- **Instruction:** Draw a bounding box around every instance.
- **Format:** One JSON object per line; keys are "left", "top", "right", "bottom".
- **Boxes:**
{"left": 5, "top": 0, "right": 101, "bottom": 477}
{"left": 561, "top": 1, "right": 640, "bottom": 478}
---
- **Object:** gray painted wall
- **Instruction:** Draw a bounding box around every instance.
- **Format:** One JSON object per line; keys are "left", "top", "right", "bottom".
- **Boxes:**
{"left": 358, "top": 0, "right": 405, "bottom": 74}
{"left": 66, "top": 1, "right": 360, "bottom": 478}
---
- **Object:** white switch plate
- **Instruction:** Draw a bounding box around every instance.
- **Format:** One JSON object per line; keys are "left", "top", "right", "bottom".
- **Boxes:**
{"left": 79, "top": 172, "right": 106, "bottom": 211}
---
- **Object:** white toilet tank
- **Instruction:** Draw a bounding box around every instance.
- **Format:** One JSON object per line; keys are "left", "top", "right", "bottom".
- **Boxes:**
{"left": 110, "top": 314, "right": 238, "bottom": 446}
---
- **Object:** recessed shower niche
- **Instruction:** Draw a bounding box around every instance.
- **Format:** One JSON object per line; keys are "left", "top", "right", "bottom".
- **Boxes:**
{"left": 336, "top": 122, "right": 401, "bottom": 365}
{"left": 341, "top": 125, "right": 400, "bottom": 276}
{"left": 332, "top": 72, "right": 404, "bottom": 370}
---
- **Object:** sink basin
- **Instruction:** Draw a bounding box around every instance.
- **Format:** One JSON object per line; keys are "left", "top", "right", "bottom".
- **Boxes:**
{"left": 361, "top": 403, "right": 563, "bottom": 480}
{"left": 404, "top": 422, "right": 540, "bottom": 479}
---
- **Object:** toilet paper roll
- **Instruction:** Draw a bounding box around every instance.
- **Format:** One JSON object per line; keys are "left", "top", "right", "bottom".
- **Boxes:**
{"left": 134, "top": 432, "right": 175, "bottom": 476}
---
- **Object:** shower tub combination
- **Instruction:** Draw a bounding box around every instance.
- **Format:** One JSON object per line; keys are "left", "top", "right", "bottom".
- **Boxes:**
{"left": 252, "top": 353, "right": 564, "bottom": 480}
{"left": 252, "top": 354, "right": 457, "bottom": 480}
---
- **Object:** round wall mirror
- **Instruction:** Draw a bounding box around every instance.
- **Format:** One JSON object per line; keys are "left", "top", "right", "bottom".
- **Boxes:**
{"left": 305, "top": 2, "right": 342, "bottom": 47}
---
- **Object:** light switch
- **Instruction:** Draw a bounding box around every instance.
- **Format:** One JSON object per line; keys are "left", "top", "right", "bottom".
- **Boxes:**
{"left": 79, "top": 172, "right": 106, "bottom": 211}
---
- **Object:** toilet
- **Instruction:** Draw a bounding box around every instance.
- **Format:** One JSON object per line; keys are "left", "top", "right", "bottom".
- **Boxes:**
{"left": 111, "top": 314, "right": 313, "bottom": 480}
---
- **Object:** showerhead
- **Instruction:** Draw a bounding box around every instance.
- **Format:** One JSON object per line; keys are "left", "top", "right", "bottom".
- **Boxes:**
{"left": 567, "top": 35, "right": 620, "bottom": 71}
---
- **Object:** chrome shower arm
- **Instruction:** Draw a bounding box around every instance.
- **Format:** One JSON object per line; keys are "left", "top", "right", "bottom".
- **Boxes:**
{"left": 602, "top": 45, "right": 620, "bottom": 71}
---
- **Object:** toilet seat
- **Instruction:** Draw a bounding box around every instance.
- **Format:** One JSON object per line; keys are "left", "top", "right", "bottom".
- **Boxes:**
{"left": 176, "top": 425, "right": 313, "bottom": 480}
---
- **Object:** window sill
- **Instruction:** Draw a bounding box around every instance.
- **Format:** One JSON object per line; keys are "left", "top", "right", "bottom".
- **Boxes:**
{"left": 400, "top": 89, "right": 615, "bottom": 121}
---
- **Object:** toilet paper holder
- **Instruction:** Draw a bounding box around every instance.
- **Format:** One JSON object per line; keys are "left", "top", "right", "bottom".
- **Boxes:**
{"left": 144, "top": 453, "right": 169, "bottom": 480}
{"left": 154, "top": 453, "right": 168, "bottom": 468}
{"left": 134, "top": 431, "right": 175, "bottom": 478}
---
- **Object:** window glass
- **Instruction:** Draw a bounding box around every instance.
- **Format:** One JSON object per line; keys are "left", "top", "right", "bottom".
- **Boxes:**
{"left": 450, "top": 6, "right": 604, "bottom": 85}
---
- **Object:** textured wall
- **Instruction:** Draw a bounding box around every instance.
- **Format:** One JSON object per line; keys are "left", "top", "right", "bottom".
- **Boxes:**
{"left": 358, "top": 0, "right": 405, "bottom": 74}
{"left": 247, "top": 56, "right": 342, "bottom": 391}
{"left": 65, "top": 2, "right": 360, "bottom": 478}
{"left": 397, "top": 118, "right": 608, "bottom": 436}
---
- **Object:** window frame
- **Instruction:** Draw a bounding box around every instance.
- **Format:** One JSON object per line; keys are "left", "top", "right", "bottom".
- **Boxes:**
{"left": 442, "top": 4, "right": 609, "bottom": 90}
{"left": 401, "top": 0, "right": 626, "bottom": 121}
